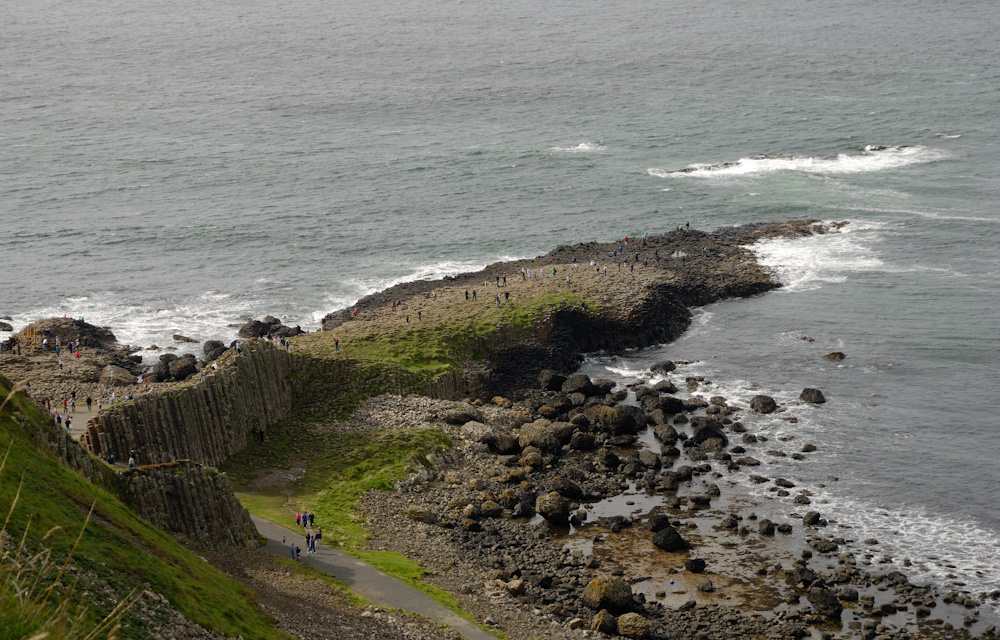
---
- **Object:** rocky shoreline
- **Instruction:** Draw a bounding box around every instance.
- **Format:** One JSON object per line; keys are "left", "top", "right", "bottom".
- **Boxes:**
{"left": 4, "top": 220, "right": 998, "bottom": 639}
{"left": 351, "top": 382, "right": 998, "bottom": 640}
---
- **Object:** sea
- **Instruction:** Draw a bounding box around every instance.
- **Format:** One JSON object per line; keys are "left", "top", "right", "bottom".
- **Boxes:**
{"left": 2, "top": 0, "right": 998, "bottom": 612}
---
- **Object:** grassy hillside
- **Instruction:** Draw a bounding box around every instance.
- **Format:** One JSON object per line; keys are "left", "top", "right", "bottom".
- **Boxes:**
{"left": 0, "top": 375, "right": 292, "bottom": 640}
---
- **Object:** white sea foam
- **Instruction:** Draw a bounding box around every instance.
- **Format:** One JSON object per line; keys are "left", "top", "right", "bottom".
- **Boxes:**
{"left": 652, "top": 145, "right": 946, "bottom": 178}
{"left": 747, "top": 221, "right": 888, "bottom": 292}
{"left": 802, "top": 489, "right": 1000, "bottom": 607}
{"left": 551, "top": 142, "right": 605, "bottom": 153}
{"left": 19, "top": 291, "right": 268, "bottom": 361}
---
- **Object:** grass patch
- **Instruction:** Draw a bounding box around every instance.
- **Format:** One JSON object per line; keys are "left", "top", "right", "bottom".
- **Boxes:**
{"left": 228, "top": 425, "right": 491, "bottom": 629}
{"left": 293, "top": 288, "right": 598, "bottom": 383}
{"left": 0, "top": 376, "right": 292, "bottom": 640}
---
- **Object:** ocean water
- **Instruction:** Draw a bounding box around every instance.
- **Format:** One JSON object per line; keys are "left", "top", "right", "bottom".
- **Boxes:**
{"left": 2, "top": 0, "right": 998, "bottom": 607}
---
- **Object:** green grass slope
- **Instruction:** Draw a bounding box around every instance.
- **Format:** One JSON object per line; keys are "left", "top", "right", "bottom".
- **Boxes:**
{"left": 0, "top": 375, "right": 292, "bottom": 640}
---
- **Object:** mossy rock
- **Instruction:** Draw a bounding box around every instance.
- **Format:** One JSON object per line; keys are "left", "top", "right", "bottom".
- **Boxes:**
{"left": 581, "top": 576, "right": 633, "bottom": 614}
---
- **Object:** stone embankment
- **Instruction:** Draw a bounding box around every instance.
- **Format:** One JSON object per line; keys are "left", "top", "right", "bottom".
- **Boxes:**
{"left": 81, "top": 341, "right": 292, "bottom": 465}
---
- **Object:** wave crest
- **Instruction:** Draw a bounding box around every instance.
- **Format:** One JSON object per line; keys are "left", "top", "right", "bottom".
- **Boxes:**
{"left": 651, "top": 145, "right": 945, "bottom": 178}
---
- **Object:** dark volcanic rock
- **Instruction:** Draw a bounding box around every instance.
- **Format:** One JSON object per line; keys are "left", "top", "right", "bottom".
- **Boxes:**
{"left": 535, "top": 491, "right": 570, "bottom": 523}
{"left": 538, "top": 369, "right": 568, "bottom": 391}
{"left": 648, "top": 514, "right": 672, "bottom": 533}
{"left": 823, "top": 352, "right": 846, "bottom": 360}
{"left": 238, "top": 320, "right": 271, "bottom": 339}
{"left": 650, "top": 361, "right": 676, "bottom": 374}
{"left": 562, "top": 374, "right": 596, "bottom": 396}
{"left": 583, "top": 404, "right": 644, "bottom": 435}
{"left": 652, "top": 525, "right": 690, "bottom": 552}
{"left": 685, "top": 558, "right": 707, "bottom": 573}
{"left": 799, "top": 388, "right": 827, "bottom": 403}
{"left": 692, "top": 423, "right": 728, "bottom": 447}
{"left": 203, "top": 339, "right": 227, "bottom": 361}
{"left": 807, "top": 586, "right": 844, "bottom": 619}
{"left": 168, "top": 354, "right": 198, "bottom": 381}
{"left": 750, "top": 395, "right": 778, "bottom": 414}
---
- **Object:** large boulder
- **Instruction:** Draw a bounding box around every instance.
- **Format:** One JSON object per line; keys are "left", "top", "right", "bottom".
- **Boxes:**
{"left": 238, "top": 319, "right": 271, "bottom": 339}
{"left": 652, "top": 525, "right": 690, "bottom": 552}
{"left": 616, "top": 612, "right": 650, "bottom": 638}
{"left": 583, "top": 404, "right": 644, "bottom": 435}
{"left": 0, "top": 321, "right": 13, "bottom": 332}
{"left": 203, "top": 340, "right": 227, "bottom": 361}
{"left": 562, "top": 374, "right": 596, "bottom": 396}
{"left": 592, "top": 378, "right": 617, "bottom": 395}
{"left": 271, "top": 324, "right": 304, "bottom": 338}
{"left": 168, "top": 355, "right": 198, "bottom": 381}
{"left": 652, "top": 423, "right": 678, "bottom": 444}
{"left": 750, "top": 395, "right": 778, "bottom": 414}
{"left": 653, "top": 379, "right": 678, "bottom": 394}
{"left": 479, "top": 431, "right": 520, "bottom": 455}
{"left": 650, "top": 361, "right": 676, "bottom": 374}
{"left": 581, "top": 577, "right": 633, "bottom": 614}
{"left": 692, "top": 423, "right": 728, "bottom": 447}
{"left": 799, "top": 388, "right": 826, "bottom": 404}
{"left": 99, "top": 365, "right": 136, "bottom": 387}
{"left": 807, "top": 586, "right": 843, "bottom": 619}
{"left": 538, "top": 369, "right": 568, "bottom": 391}
{"left": 441, "top": 403, "right": 484, "bottom": 425}
{"left": 535, "top": 492, "right": 570, "bottom": 523}
{"left": 518, "top": 420, "right": 561, "bottom": 451}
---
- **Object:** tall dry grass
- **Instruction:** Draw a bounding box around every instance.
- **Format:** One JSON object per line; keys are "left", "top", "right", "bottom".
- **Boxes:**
{"left": 1, "top": 380, "right": 139, "bottom": 640}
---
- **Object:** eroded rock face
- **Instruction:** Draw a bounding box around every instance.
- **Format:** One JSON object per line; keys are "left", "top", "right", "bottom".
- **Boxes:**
{"left": 118, "top": 461, "right": 257, "bottom": 548}
{"left": 581, "top": 576, "right": 633, "bottom": 614}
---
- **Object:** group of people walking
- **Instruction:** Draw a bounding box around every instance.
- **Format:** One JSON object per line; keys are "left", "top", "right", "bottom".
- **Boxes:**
{"left": 287, "top": 511, "right": 321, "bottom": 560}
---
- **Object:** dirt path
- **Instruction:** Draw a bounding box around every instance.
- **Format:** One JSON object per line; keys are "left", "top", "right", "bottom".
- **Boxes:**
{"left": 251, "top": 515, "right": 496, "bottom": 640}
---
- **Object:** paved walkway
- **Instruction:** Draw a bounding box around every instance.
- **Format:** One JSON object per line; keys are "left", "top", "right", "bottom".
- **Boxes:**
{"left": 251, "top": 516, "right": 495, "bottom": 640}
